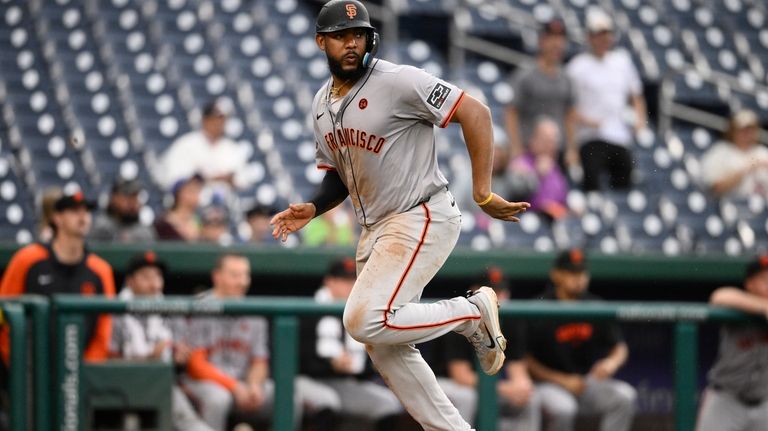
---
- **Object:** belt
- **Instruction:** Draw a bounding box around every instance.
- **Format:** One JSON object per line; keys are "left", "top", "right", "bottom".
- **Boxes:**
{"left": 408, "top": 186, "right": 451, "bottom": 210}
{"left": 712, "top": 384, "right": 765, "bottom": 407}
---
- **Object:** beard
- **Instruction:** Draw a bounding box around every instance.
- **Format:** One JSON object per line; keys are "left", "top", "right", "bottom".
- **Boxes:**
{"left": 327, "top": 53, "right": 366, "bottom": 82}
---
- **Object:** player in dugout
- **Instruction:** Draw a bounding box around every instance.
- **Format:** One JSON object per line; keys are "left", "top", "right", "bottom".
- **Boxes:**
{"left": 269, "top": 1, "right": 530, "bottom": 430}
{"left": 0, "top": 190, "right": 115, "bottom": 364}
{"left": 696, "top": 255, "right": 768, "bottom": 431}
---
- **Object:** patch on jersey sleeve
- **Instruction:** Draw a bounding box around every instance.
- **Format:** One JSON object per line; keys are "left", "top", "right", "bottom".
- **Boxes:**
{"left": 427, "top": 83, "right": 451, "bottom": 109}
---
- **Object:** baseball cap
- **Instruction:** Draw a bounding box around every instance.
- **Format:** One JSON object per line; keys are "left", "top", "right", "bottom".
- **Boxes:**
{"left": 245, "top": 203, "right": 278, "bottom": 219}
{"left": 327, "top": 257, "right": 357, "bottom": 279}
{"left": 475, "top": 266, "right": 510, "bottom": 292}
{"left": 732, "top": 109, "right": 759, "bottom": 129}
{"left": 541, "top": 18, "right": 566, "bottom": 36}
{"left": 745, "top": 254, "right": 768, "bottom": 279}
{"left": 111, "top": 177, "right": 142, "bottom": 195}
{"left": 553, "top": 248, "right": 588, "bottom": 272}
{"left": 586, "top": 9, "right": 613, "bottom": 33}
{"left": 125, "top": 250, "right": 167, "bottom": 276}
{"left": 53, "top": 190, "right": 96, "bottom": 212}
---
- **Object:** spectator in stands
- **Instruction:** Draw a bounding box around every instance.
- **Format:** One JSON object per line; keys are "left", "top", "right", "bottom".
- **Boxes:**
{"left": 299, "top": 257, "right": 403, "bottom": 430}
{"left": 433, "top": 267, "right": 539, "bottom": 429}
{"left": 302, "top": 204, "right": 356, "bottom": 247}
{"left": 199, "top": 205, "right": 232, "bottom": 245}
{"left": 243, "top": 204, "right": 277, "bottom": 244}
{"left": 36, "top": 186, "right": 62, "bottom": 242}
{"left": 155, "top": 174, "right": 204, "bottom": 241}
{"left": 505, "top": 18, "right": 577, "bottom": 166}
{"left": 0, "top": 190, "right": 115, "bottom": 363}
{"left": 91, "top": 177, "right": 156, "bottom": 243}
{"left": 183, "top": 253, "right": 337, "bottom": 430}
{"left": 696, "top": 254, "right": 768, "bottom": 431}
{"left": 566, "top": 8, "right": 647, "bottom": 192}
{"left": 157, "top": 99, "right": 252, "bottom": 206}
{"left": 509, "top": 117, "right": 569, "bottom": 220}
{"left": 700, "top": 109, "right": 768, "bottom": 199}
{"left": 110, "top": 251, "right": 212, "bottom": 431}
{"left": 526, "top": 249, "right": 636, "bottom": 431}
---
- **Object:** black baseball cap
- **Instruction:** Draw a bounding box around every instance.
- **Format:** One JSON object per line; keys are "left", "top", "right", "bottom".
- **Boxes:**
{"left": 111, "top": 177, "right": 142, "bottom": 195}
{"left": 125, "top": 250, "right": 167, "bottom": 276}
{"left": 202, "top": 99, "right": 232, "bottom": 118}
{"left": 553, "top": 248, "right": 588, "bottom": 272}
{"left": 53, "top": 190, "right": 97, "bottom": 212}
{"left": 541, "top": 18, "right": 566, "bottom": 36}
{"left": 745, "top": 255, "right": 768, "bottom": 279}
{"left": 327, "top": 257, "right": 357, "bottom": 279}
{"left": 475, "top": 266, "right": 510, "bottom": 292}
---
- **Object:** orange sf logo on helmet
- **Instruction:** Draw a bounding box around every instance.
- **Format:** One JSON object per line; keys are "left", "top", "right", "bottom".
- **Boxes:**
{"left": 346, "top": 3, "right": 357, "bottom": 19}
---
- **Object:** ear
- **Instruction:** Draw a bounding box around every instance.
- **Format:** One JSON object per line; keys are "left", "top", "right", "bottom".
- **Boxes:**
{"left": 316, "top": 33, "right": 325, "bottom": 51}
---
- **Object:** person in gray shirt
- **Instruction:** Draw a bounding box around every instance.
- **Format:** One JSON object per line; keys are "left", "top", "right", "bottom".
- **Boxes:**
{"left": 90, "top": 177, "right": 156, "bottom": 243}
{"left": 505, "top": 18, "right": 576, "bottom": 166}
{"left": 697, "top": 255, "right": 768, "bottom": 431}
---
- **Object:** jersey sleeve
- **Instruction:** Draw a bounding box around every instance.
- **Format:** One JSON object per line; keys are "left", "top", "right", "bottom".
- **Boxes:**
{"left": 0, "top": 244, "right": 47, "bottom": 296}
{"left": 395, "top": 66, "right": 465, "bottom": 128}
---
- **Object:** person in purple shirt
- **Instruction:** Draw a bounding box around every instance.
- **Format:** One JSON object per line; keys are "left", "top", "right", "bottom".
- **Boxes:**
{"left": 509, "top": 117, "right": 569, "bottom": 220}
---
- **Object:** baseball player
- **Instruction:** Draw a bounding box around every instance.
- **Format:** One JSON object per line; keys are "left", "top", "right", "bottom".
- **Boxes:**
{"left": 270, "top": 1, "right": 530, "bottom": 429}
{"left": 696, "top": 255, "right": 768, "bottom": 431}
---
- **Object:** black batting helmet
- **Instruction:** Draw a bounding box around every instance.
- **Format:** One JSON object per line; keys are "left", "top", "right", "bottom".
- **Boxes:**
{"left": 316, "top": 0, "right": 375, "bottom": 34}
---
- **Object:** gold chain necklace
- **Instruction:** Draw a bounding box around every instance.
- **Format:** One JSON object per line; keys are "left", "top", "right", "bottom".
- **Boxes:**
{"left": 330, "top": 78, "right": 352, "bottom": 99}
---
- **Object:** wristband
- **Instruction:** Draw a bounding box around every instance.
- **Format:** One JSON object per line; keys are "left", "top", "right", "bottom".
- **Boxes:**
{"left": 476, "top": 192, "right": 494, "bottom": 206}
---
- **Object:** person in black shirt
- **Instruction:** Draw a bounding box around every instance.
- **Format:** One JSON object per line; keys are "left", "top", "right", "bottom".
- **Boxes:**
{"left": 526, "top": 249, "right": 636, "bottom": 431}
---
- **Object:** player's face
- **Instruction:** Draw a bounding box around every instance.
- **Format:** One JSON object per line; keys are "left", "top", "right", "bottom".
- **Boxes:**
{"left": 213, "top": 256, "right": 251, "bottom": 298}
{"left": 128, "top": 266, "right": 164, "bottom": 297}
{"left": 53, "top": 206, "right": 92, "bottom": 238}
{"left": 745, "top": 271, "right": 768, "bottom": 298}
{"left": 202, "top": 113, "right": 226, "bottom": 140}
{"left": 551, "top": 269, "right": 589, "bottom": 300}
{"left": 317, "top": 28, "right": 367, "bottom": 81}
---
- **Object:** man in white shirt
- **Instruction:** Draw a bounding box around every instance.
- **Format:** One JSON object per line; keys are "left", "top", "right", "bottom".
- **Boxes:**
{"left": 158, "top": 100, "right": 252, "bottom": 205}
{"left": 700, "top": 110, "right": 768, "bottom": 199}
{"left": 566, "top": 9, "right": 647, "bottom": 191}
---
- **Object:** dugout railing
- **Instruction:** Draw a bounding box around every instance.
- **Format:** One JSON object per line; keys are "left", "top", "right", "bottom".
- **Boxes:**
{"left": 3, "top": 295, "right": 764, "bottom": 431}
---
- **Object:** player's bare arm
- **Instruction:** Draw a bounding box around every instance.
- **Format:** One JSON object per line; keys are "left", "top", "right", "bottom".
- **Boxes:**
{"left": 710, "top": 287, "right": 768, "bottom": 316}
{"left": 590, "top": 342, "right": 628, "bottom": 379}
{"left": 271, "top": 169, "right": 349, "bottom": 241}
{"left": 452, "top": 94, "right": 530, "bottom": 221}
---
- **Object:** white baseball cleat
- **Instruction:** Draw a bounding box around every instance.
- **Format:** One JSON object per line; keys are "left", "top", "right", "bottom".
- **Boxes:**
{"left": 466, "top": 286, "right": 507, "bottom": 375}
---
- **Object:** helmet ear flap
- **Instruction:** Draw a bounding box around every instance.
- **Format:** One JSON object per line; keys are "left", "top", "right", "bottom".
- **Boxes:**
{"left": 363, "top": 31, "right": 379, "bottom": 68}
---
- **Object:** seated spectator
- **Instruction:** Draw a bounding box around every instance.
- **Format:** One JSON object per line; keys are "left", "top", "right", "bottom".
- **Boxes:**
{"left": 302, "top": 204, "right": 356, "bottom": 247}
{"left": 527, "top": 249, "right": 636, "bottom": 431}
{"left": 90, "top": 177, "right": 156, "bottom": 243}
{"left": 183, "top": 253, "right": 337, "bottom": 430}
{"left": 299, "top": 257, "right": 403, "bottom": 430}
{"left": 433, "top": 268, "right": 540, "bottom": 429}
{"left": 567, "top": 8, "right": 646, "bottom": 192}
{"left": 243, "top": 204, "right": 277, "bottom": 244}
{"left": 199, "top": 205, "right": 232, "bottom": 245}
{"left": 509, "top": 117, "right": 569, "bottom": 220}
{"left": 157, "top": 99, "right": 253, "bottom": 207}
{"left": 155, "top": 174, "right": 204, "bottom": 241}
{"left": 110, "top": 251, "right": 212, "bottom": 431}
{"left": 697, "top": 255, "right": 768, "bottom": 431}
{"left": 700, "top": 110, "right": 768, "bottom": 199}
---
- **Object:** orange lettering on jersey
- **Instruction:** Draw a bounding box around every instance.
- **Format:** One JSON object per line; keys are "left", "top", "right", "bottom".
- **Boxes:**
{"left": 81, "top": 281, "right": 96, "bottom": 296}
{"left": 373, "top": 137, "right": 385, "bottom": 153}
{"left": 555, "top": 323, "right": 593, "bottom": 345}
{"left": 326, "top": 128, "right": 386, "bottom": 155}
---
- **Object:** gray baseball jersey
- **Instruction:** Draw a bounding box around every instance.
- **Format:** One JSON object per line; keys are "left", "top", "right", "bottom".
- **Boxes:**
{"left": 186, "top": 291, "right": 269, "bottom": 380}
{"left": 312, "top": 59, "right": 464, "bottom": 226}
{"left": 707, "top": 324, "right": 768, "bottom": 402}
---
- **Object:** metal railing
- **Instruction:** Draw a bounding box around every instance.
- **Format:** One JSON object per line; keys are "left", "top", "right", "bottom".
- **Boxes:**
{"left": 0, "top": 301, "right": 27, "bottom": 431}
{"left": 3, "top": 295, "right": 762, "bottom": 430}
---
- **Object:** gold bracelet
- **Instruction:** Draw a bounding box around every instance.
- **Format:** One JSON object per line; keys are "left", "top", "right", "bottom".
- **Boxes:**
{"left": 476, "top": 192, "right": 494, "bottom": 206}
